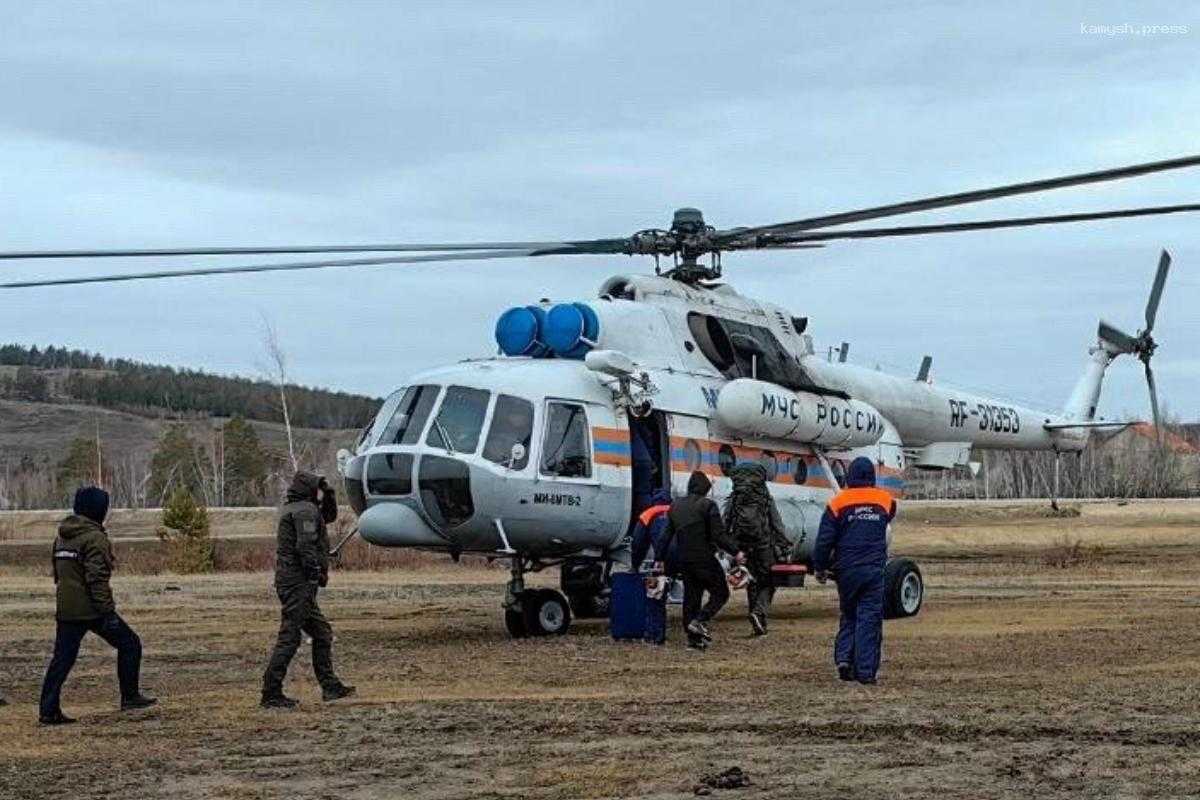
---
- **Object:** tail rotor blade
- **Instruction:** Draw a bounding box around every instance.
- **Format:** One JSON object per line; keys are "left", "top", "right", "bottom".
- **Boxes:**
{"left": 1145, "top": 249, "right": 1171, "bottom": 332}
{"left": 1098, "top": 320, "right": 1138, "bottom": 352}
{"left": 1144, "top": 361, "right": 1162, "bottom": 440}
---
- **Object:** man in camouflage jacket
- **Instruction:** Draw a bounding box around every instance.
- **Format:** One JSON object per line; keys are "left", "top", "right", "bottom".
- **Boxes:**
{"left": 261, "top": 471, "right": 355, "bottom": 708}
{"left": 724, "top": 463, "right": 790, "bottom": 636}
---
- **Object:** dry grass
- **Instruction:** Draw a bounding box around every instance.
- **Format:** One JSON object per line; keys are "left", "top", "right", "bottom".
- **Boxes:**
{"left": 1, "top": 501, "right": 1199, "bottom": 799}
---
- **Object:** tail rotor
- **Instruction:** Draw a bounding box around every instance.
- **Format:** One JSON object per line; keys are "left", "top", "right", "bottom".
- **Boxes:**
{"left": 1095, "top": 250, "right": 1171, "bottom": 441}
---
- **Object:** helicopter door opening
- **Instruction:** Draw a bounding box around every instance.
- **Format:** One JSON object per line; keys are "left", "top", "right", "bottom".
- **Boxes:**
{"left": 628, "top": 410, "right": 670, "bottom": 522}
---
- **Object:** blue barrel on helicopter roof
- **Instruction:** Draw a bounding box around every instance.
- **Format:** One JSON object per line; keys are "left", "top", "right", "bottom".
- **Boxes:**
{"left": 544, "top": 302, "right": 600, "bottom": 359}
{"left": 495, "top": 305, "right": 550, "bottom": 357}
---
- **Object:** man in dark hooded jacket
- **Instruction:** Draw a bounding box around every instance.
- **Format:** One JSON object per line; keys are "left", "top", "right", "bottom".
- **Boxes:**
{"left": 657, "top": 471, "right": 743, "bottom": 650}
{"left": 261, "top": 472, "right": 354, "bottom": 708}
{"left": 725, "top": 462, "right": 789, "bottom": 636}
{"left": 39, "top": 487, "right": 156, "bottom": 725}
{"left": 813, "top": 457, "right": 896, "bottom": 685}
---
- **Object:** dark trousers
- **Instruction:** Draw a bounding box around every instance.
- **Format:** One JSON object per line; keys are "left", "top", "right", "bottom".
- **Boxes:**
{"left": 40, "top": 614, "right": 142, "bottom": 716}
{"left": 262, "top": 583, "right": 338, "bottom": 695}
{"left": 680, "top": 557, "right": 729, "bottom": 639}
{"left": 745, "top": 545, "right": 775, "bottom": 621}
{"left": 835, "top": 567, "right": 885, "bottom": 681}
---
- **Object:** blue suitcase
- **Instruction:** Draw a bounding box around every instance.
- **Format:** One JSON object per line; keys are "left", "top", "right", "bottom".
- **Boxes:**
{"left": 609, "top": 572, "right": 648, "bottom": 640}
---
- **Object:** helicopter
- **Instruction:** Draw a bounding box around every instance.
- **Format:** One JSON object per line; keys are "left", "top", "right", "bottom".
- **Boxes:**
{"left": 2, "top": 155, "right": 1195, "bottom": 637}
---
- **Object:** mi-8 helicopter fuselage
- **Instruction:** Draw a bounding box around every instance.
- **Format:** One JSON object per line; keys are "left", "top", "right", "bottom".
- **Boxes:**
{"left": 337, "top": 270, "right": 1133, "bottom": 636}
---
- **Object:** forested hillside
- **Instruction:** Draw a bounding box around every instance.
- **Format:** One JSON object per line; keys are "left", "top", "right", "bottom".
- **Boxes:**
{"left": 0, "top": 344, "right": 381, "bottom": 429}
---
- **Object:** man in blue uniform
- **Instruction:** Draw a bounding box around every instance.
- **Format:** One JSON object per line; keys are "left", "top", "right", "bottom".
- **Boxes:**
{"left": 813, "top": 457, "right": 896, "bottom": 685}
{"left": 630, "top": 488, "right": 676, "bottom": 644}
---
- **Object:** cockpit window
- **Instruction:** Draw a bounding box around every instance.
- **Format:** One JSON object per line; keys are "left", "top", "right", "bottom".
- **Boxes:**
{"left": 426, "top": 386, "right": 490, "bottom": 454}
{"left": 483, "top": 395, "right": 534, "bottom": 469}
{"left": 540, "top": 402, "right": 592, "bottom": 479}
{"left": 364, "top": 388, "right": 405, "bottom": 448}
{"left": 686, "top": 312, "right": 813, "bottom": 391}
{"left": 378, "top": 385, "right": 440, "bottom": 445}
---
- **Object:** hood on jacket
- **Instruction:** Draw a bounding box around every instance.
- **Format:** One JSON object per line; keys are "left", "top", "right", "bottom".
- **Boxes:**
{"left": 73, "top": 486, "right": 109, "bottom": 525}
{"left": 686, "top": 470, "right": 712, "bottom": 496}
{"left": 649, "top": 488, "right": 673, "bottom": 506}
{"left": 286, "top": 471, "right": 322, "bottom": 504}
{"left": 846, "top": 457, "right": 877, "bottom": 488}
{"left": 59, "top": 514, "right": 104, "bottom": 540}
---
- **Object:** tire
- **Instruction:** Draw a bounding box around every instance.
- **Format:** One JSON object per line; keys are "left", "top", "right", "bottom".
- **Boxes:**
{"left": 504, "top": 607, "right": 529, "bottom": 638}
{"left": 883, "top": 558, "right": 924, "bottom": 619}
{"left": 522, "top": 589, "right": 572, "bottom": 636}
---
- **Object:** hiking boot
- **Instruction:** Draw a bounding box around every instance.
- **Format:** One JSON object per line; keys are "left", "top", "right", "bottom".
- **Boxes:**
{"left": 686, "top": 619, "right": 711, "bottom": 641}
{"left": 322, "top": 684, "right": 356, "bottom": 702}
{"left": 837, "top": 663, "right": 854, "bottom": 682}
{"left": 121, "top": 694, "right": 158, "bottom": 711}
{"left": 260, "top": 693, "right": 300, "bottom": 709}
{"left": 856, "top": 676, "right": 878, "bottom": 686}
{"left": 39, "top": 711, "right": 77, "bottom": 726}
{"left": 749, "top": 613, "right": 767, "bottom": 636}
{"left": 686, "top": 638, "right": 708, "bottom": 652}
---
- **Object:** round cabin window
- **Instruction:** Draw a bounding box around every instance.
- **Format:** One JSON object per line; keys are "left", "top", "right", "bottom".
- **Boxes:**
{"left": 717, "top": 444, "right": 736, "bottom": 476}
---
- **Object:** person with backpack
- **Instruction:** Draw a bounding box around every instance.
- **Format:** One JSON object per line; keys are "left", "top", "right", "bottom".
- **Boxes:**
{"left": 725, "top": 462, "right": 790, "bottom": 636}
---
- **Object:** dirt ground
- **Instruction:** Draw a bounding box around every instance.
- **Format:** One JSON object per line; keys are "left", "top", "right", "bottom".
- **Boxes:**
{"left": 2, "top": 500, "right": 1199, "bottom": 799}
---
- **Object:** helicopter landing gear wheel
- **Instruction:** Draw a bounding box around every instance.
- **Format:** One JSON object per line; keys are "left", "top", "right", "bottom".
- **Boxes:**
{"left": 522, "top": 589, "right": 572, "bottom": 636}
{"left": 883, "top": 557, "right": 924, "bottom": 619}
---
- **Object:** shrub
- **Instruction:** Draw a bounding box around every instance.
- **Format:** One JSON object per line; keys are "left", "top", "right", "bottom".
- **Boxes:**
{"left": 157, "top": 487, "right": 213, "bottom": 573}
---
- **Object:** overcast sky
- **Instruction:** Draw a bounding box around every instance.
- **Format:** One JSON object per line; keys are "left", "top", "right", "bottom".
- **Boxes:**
{"left": 1, "top": 2, "right": 1197, "bottom": 421}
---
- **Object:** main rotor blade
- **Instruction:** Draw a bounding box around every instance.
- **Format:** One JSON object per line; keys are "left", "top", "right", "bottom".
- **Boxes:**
{"left": 1098, "top": 320, "right": 1139, "bottom": 353}
{"left": 722, "top": 154, "right": 1200, "bottom": 240}
{"left": 1144, "top": 361, "right": 1162, "bottom": 440}
{"left": 734, "top": 204, "right": 1200, "bottom": 246}
{"left": 1145, "top": 249, "right": 1171, "bottom": 332}
{"left": 0, "top": 240, "right": 620, "bottom": 261}
{"left": 0, "top": 250, "right": 543, "bottom": 289}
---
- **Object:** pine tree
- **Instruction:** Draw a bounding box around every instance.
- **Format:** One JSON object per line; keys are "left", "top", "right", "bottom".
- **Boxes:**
{"left": 157, "top": 487, "right": 213, "bottom": 573}
{"left": 223, "top": 417, "right": 267, "bottom": 506}
{"left": 148, "top": 425, "right": 202, "bottom": 505}
{"left": 56, "top": 436, "right": 104, "bottom": 490}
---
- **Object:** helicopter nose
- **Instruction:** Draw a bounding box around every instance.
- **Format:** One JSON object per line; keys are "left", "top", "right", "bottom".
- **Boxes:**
{"left": 359, "top": 501, "right": 447, "bottom": 548}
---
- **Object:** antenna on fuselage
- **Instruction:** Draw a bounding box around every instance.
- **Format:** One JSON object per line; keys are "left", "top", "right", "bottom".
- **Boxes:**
{"left": 916, "top": 355, "right": 933, "bottom": 383}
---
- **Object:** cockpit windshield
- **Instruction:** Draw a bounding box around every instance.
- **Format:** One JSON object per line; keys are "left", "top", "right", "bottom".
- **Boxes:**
{"left": 426, "top": 386, "right": 490, "bottom": 454}
{"left": 378, "top": 385, "right": 440, "bottom": 445}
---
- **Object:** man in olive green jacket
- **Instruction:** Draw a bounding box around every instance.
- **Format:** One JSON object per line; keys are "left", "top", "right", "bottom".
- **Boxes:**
{"left": 261, "top": 472, "right": 354, "bottom": 708}
{"left": 39, "top": 487, "right": 156, "bottom": 725}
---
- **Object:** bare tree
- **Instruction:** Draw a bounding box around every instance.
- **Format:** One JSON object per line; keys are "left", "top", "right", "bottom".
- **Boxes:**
{"left": 260, "top": 314, "right": 299, "bottom": 473}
